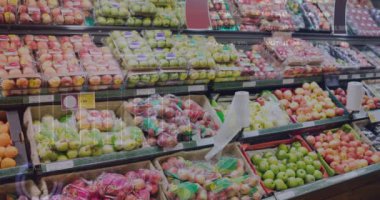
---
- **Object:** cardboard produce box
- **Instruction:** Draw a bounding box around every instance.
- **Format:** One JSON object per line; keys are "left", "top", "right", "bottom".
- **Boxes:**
{"left": 0, "top": 180, "right": 41, "bottom": 199}
{"left": 154, "top": 143, "right": 265, "bottom": 199}
{"left": 23, "top": 101, "right": 145, "bottom": 166}
{"left": 40, "top": 161, "right": 166, "bottom": 200}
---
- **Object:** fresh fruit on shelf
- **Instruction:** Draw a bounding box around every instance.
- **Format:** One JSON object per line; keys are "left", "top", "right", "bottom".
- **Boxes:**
{"left": 62, "top": 0, "right": 92, "bottom": 11}
{"left": 330, "top": 42, "right": 373, "bottom": 69}
{"left": 33, "top": 113, "right": 144, "bottom": 163}
{"left": 50, "top": 7, "right": 84, "bottom": 25}
{"left": 332, "top": 87, "right": 380, "bottom": 111}
{"left": 317, "top": 2, "right": 334, "bottom": 26}
{"left": 126, "top": 71, "right": 159, "bottom": 87}
{"left": 212, "top": 44, "right": 238, "bottom": 64}
{"left": 0, "top": 0, "right": 17, "bottom": 24}
{"left": 142, "top": 29, "right": 173, "bottom": 49}
{"left": 59, "top": 34, "right": 94, "bottom": 53}
{"left": 94, "top": 0, "right": 129, "bottom": 26}
{"left": 160, "top": 156, "right": 263, "bottom": 199}
{"left": 129, "top": 0, "right": 157, "bottom": 17}
{"left": 245, "top": 45, "right": 281, "bottom": 80}
{"left": 209, "top": 0, "right": 237, "bottom": 30}
{"left": 79, "top": 46, "right": 124, "bottom": 90}
{"left": 18, "top": 3, "right": 52, "bottom": 24}
{"left": 347, "top": 6, "right": 380, "bottom": 36}
{"left": 300, "top": 2, "right": 330, "bottom": 31}
{"left": 305, "top": 124, "right": 380, "bottom": 174}
{"left": 358, "top": 122, "right": 380, "bottom": 151}
{"left": 0, "top": 120, "right": 18, "bottom": 169}
{"left": 245, "top": 92, "right": 291, "bottom": 131}
{"left": 274, "top": 82, "right": 345, "bottom": 122}
{"left": 125, "top": 95, "right": 220, "bottom": 148}
{"left": 49, "top": 169, "right": 162, "bottom": 199}
{"left": 28, "top": 0, "right": 59, "bottom": 9}
{"left": 245, "top": 138, "right": 326, "bottom": 191}
{"left": 358, "top": 46, "right": 380, "bottom": 68}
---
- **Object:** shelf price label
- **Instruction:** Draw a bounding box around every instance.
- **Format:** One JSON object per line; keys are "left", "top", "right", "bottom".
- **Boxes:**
{"left": 242, "top": 81, "right": 256, "bottom": 88}
{"left": 302, "top": 121, "right": 315, "bottom": 128}
{"left": 282, "top": 79, "right": 294, "bottom": 84}
{"left": 366, "top": 73, "right": 374, "bottom": 78}
{"left": 28, "top": 95, "right": 54, "bottom": 104}
{"left": 61, "top": 93, "right": 95, "bottom": 110}
{"left": 352, "top": 74, "right": 361, "bottom": 79}
{"left": 243, "top": 130, "right": 260, "bottom": 138}
{"left": 188, "top": 85, "right": 206, "bottom": 92}
{"left": 339, "top": 75, "right": 348, "bottom": 80}
{"left": 368, "top": 110, "right": 380, "bottom": 123}
{"left": 45, "top": 160, "right": 74, "bottom": 172}
{"left": 196, "top": 137, "right": 214, "bottom": 146}
{"left": 136, "top": 88, "right": 156, "bottom": 96}
{"left": 163, "top": 143, "right": 184, "bottom": 152}
{"left": 78, "top": 93, "right": 95, "bottom": 109}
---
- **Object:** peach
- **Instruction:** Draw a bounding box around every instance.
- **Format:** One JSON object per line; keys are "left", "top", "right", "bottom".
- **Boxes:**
{"left": 89, "top": 76, "right": 101, "bottom": 85}
{"left": 101, "top": 75, "right": 113, "bottom": 85}
{"left": 1, "top": 79, "right": 15, "bottom": 90}
{"left": 60, "top": 76, "right": 73, "bottom": 87}
{"left": 16, "top": 78, "right": 29, "bottom": 89}
{"left": 48, "top": 76, "right": 61, "bottom": 88}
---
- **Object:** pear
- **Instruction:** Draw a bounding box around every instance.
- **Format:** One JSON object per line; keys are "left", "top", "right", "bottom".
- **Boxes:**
{"left": 123, "top": 139, "right": 137, "bottom": 151}
{"left": 69, "top": 141, "right": 81, "bottom": 150}
{"left": 55, "top": 140, "right": 69, "bottom": 152}
{"left": 102, "top": 145, "right": 115, "bottom": 154}
{"left": 92, "top": 147, "right": 103, "bottom": 157}
{"left": 113, "top": 140, "right": 124, "bottom": 151}
{"left": 78, "top": 146, "right": 92, "bottom": 157}
{"left": 48, "top": 151, "right": 58, "bottom": 161}
{"left": 67, "top": 150, "right": 78, "bottom": 159}
{"left": 57, "top": 155, "right": 68, "bottom": 161}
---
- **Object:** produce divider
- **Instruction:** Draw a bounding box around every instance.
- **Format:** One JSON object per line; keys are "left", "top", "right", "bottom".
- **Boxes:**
{"left": 1, "top": 24, "right": 380, "bottom": 199}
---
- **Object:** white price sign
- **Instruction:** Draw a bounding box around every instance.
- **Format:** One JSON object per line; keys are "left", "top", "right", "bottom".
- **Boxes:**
{"left": 242, "top": 81, "right": 256, "bottom": 88}
{"left": 282, "top": 79, "right": 294, "bottom": 84}
{"left": 366, "top": 73, "right": 374, "bottom": 78}
{"left": 136, "top": 88, "right": 156, "bottom": 96}
{"left": 243, "top": 130, "right": 259, "bottom": 138}
{"left": 368, "top": 110, "right": 380, "bottom": 123}
{"left": 45, "top": 160, "right": 74, "bottom": 172}
{"left": 352, "top": 74, "right": 361, "bottom": 79}
{"left": 28, "top": 95, "right": 54, "bottom": 103}
{"left": 163, "top": 143, "right": 184, "bottom": 152}
{"left": 196, "top": 137, "right": 213, "bottom": 146}
{"left": 339, "top": 75, "right": 348, "bottom": 80}
{"left": 302, "top": 121, "right": 315, "bottom": 128}
{"left": 188, "top": 85, "right": 206, "bottom": 92}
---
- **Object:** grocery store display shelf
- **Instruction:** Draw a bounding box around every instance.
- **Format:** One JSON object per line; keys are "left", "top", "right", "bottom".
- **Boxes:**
{"left": 0, "top": 164, "right": 32, "bottom": 183}
{"left": 274, "top": 163, "right": 380, "bottom": 200}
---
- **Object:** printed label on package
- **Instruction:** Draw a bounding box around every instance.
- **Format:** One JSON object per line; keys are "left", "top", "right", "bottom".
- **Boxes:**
{"left": 155, "top": 32, "right": 166, "bottom": 40}
{"left": 137, "top": 54, "right": 147, "bottom": 61}
{"left": 124, "top": 31, "right": 133, "bottom": 38}
{"left": 166, "top": 53, "right": 176, "bottom": 60}
{"left": 28, "top": 7, "right": 40, "bottom": 14}
{"left": 129, "top": 41, "right": 140, "bottom": 49}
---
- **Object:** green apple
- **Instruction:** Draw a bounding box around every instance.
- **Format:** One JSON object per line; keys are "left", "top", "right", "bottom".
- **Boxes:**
{"left": 287, "top": 177, "right": 298, "bottom": 188}
{"left": 306, "top": 165, "right": 315, "bottom": 174}
{"left": 312, "top": 160, "right": 322, "bottom": 170}
{"left": 159, "top": 73, "right": 169, "bottom": 82}
{"left": 268, "top": 156, "right": 278, "bottom": 165}
{"left": 69, "top": 141, "right": 80, "bottom": 150}
{"left": 150, "top": 74, "right": 159, "bottom": 82}
{"left": 275, "top": 179, "right": 288, "bottom": 191}
{"left": 288, "top": 153, "right": 298, "bottom": 163}
{"left": 298, "top": 146, "right": 309, "bottom": 156}
{"left": 142, "top": 18, "right": 151, "bottom": 26}
{"left": 305, "top": 174, "right": 315, "bottom": 183}
{"left": 92, "top": 147, "right": 103, "bottom": 156}
{"left": 264, "top": 152, "right": 274, "bottom": 158}
{"left": 281, "top": 159, "right": 288, "bottom": 165}
{"left": 276, "top": 172, "right": 288, "bottom": 181}
{"left": 78, "top": 146, "right": 92, "bottom": 157}
{"left": 308, "top": 152, "right": 318, "bottom": 160}
{"left": 287, "top": 163, "right": 297, "bottom": 171}
{"left": 303, "top": 156, "right": 313, "bottom": 165}
{"left": 263, "top": 170, "right": 275, "bottom": 180}
{"left": 179, "top": 72, "right": 188, "bottom": 80}
{"left": 97, "top": 16, "right": 107, "bottom": 25}
{"left": 57, "top": 155, "right": 68, "bottom": 161}
{"left": 66, "top": 150, "right": 78, "bottom": 159}
{"left": 198, "top": 70, "right": 207, "bottom": 79}
{"left": 259, "top": 160, "right": 269, "bottom": 173}
{"left": 106, "top": 18, "right": 115, "bottom": 25}
{"left": 270, "top": 164, "right": 280, "bottom": 174}
{"left": 296, "top": 160, "right": 306, "bottom": 170}
{"left": 296, "top": 169, "right": 306, "bottom": 179}
{"left": 278, "top": 144, "right": 289, "bottom": 152}
{"left": 276, "top": 150, "right": 288, "bottom": 160}
{"left": 55, "top": 141, "right": 68, "bottom": 152}
{"left": 285, "top": 169, "right": 296, "bottom": 178}
{"left": 289, "top": 147, "right": 297, "bottom": 153}
{"left": 278, "top": 163, "right": 287, "bottom": 172}
{"left": 296, "top": 177, "right": 304, "bottom": 186}
{"left": 251, "top": 154, "right": 262, "bottom": 165}
{"left": 140, "top": 74, "right": 151, "bottom": 83}
{"left": 169, "top": 73, "right": 179, "bottom": 81}
{"left": 292, "top": 141, "right": 302, "bottom": 148}
{"left": 313, "top": 170, "right": 323, "bottom": 180}
{"left": 264, "top": 179, "right": 275, "bottom": 189}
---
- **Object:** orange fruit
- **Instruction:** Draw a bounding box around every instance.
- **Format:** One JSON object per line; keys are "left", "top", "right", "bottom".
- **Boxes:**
{"left": 0, "top": 122, "right": 9, "bottom": 134}
{"left": 0, "top": 146, "right": 5, "bottom": 158}
{"left": 0, "top": 133, "right": 11, "bottom": 147}
{"left": 1, "top": 157, "right": 16, "bottom": 169}
{"left": 4, "top": 146, "right": 18, "bottom": 158}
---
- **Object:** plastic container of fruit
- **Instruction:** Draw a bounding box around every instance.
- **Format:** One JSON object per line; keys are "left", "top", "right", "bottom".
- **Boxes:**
{"left": 214, "top": 65, "right": 241, "bottom": 82}
{"left": 0, "top": 2, "right": 18, "bottom": 24}
{"left": 129, "top": 0, "right": 157, "bottom": 17}
{"left": 62, "top": 0, "right": 92, "bottom": 11}
{"left": 142, "top": 30, "right": 173, "bottom": 49}
{"left": 50, "top": 7, "right": 84, "bottom": 25}
{"left": 0, "top": 46, "right": 43, "bottom": 96}
{"left": 155, "top": 69, "right": 187, "bottom": 86}
{"left": 154, "top": 143, "right": 265, "bottom": 200}
{"left": 126, "top": 70, "right": 159, "bottom": 88}
{"left": 59, "top": 34, "right": 95, "bottom": 53}
{"left": 94, "top": 0, "right": 129, "bottom": 26}
{"left": 302, "top": 124, "right": 380, "bottom": 175}
{"left": 39, "top": 161, "right": 166, "bottom": 199}
{"left": 184, "top": 69, "right": 215, "bottom": 85}
{"left": 240, "top": 135, "right": 329, "bottom": 195}
{"left": 18, "top": 4, "right": 53, "bottom": 24}
{"left": 0, "top": 180, "right": 41, "bottom": 199}
{"left": 329, "top": 44, "right": 374, "bottom": 70}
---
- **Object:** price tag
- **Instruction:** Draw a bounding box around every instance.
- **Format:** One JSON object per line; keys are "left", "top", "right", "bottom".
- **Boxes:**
{"left": 282, "top": 79, "right": 294, "bottom": 84}
{"left": 136, "top": 88, "right": 156, "bottom": 96}
{"left": 155, "top": 32, "right": 166, "bottom": 41}
{"left": 302, "top": 121, "right": 315, "bottom": 128}
{"left": 242, "top": 81, "right": 256, "bottom": 88}
{"left": 188, "top": 85, "right": 206, "bottom": 92}
{"left": 163, "top": 143, "right": 184, "bottom": 152}
{"left": 196, "top": 137, "right": 213, "bottom": 146}
{"left": 368, "top": 110, "right": 380, "bottom": 123}
{"left": 352, "top": 74, "right": 361, "bottom": 79}
{"left": 78, "top": 93, "right": 95, "bottom": 109}
{"left": 243, "top": 130, "right": 259, "bottom": 138}
{"left": 376, "top": 73, "right": 380, "bottom": 78}
{"left": 29, "top": 95, "right": 54, "bottom": 103}
{"left": 45, "top": 160, "right": 74, "bottom": 172}
{"left": 276, "top": 190, "right": 295, "bottom": 200}
{"left": 366, "top": 73, "right": 374, "bottom": 78}
{"left": 339, "top": 75, "right": 348, "bottom": 80}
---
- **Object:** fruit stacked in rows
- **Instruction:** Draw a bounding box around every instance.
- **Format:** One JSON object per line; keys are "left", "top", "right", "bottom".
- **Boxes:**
{"left": 332, "top": 87, "right": 380, "bottom": 110}
{"left": 250, "top": 141, "right": 324, "bottom": 191}
{"left": 347, "top": 7, "right": 380, "bottom": 36}
{"left": 245, "top": 45, "right": 280, "bottom": 80}
{"left": 246, "top": 92, "right": 291, "bottom": 131}
{"left": 0, "top": 0, "right": 17, "bottom": 24}
{"left": 125, "top": 95, "right": 219, "bottom": 148}
{"left": 94, "top": 0, "right": 129, "bottom": 26}
{"left": 301, "top": 2, "right": 330, "bottom": 31}
{"left": 275, "top": 82, "right": 345, "bottom": 122}
{"left": 306, "top": 125, "right": 380, "bottom": 174}
{"left": 209, "top": 0, "right": 237, "bottom": 30}
{"left": 359, "top": 122, "right": 380, "bottom": 151}
{"left": 0, "top": 121, "right": 18, "bottom": 169}
{"left": 0, "top": 35, "right": 42, "bottom": 93}
{"left": 161, "top": 156, "right": 263, "bottom": 200}
{"left": 49, "top": 169, "right": 161, "bottom": 199}
{"left": 33, "top": 113, "right": 144, "bottom": 163}
{"left": 330, "top": 42, "right": 372, "bottom": 69}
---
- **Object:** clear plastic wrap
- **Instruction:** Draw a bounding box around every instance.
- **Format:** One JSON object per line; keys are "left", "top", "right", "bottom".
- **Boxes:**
{"left": 51, "top": 7, "right": 84, "bottom": 25}
{"left": 0, "top": 0, "right": 17, "bottom": 24}
{"left": 94, "top": 0, "right": 129, "bottom": 26}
